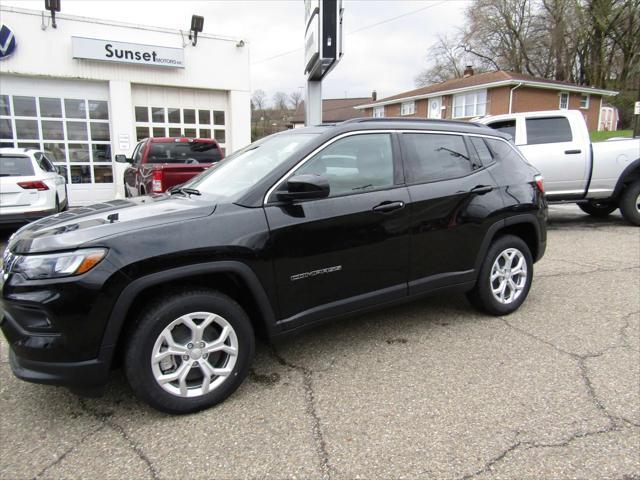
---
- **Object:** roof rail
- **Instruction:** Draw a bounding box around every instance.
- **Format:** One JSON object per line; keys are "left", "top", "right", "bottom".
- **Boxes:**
{"left": 340, "top": 117, "right": 486, "bottom": 128}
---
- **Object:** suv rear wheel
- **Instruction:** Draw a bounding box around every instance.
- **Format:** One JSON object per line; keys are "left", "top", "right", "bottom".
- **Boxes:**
{"left": 467, "top": 235, "right": 533, "bottom": 316}
{"left": 124, "top": 289, "right": 255, "bottom": 414}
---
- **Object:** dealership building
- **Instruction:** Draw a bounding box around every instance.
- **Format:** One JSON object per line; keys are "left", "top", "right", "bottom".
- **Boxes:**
{"left": 0, "top": 6, "right": 251, "bottom": 205}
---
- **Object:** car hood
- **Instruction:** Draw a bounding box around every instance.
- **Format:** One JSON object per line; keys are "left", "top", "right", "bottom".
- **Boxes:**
{"left": 7, "top": 195, "right": 217, "bottom": 254}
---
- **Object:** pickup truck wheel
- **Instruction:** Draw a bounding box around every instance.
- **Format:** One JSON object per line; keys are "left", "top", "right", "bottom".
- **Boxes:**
{"left": 124, "top": 289, "right": 255, "bottom": 414}
{"left": 578, "top": 200, "right": 618, "bottom": 217}
{"left": 619, "top": 180, "right": 640, "bottom": 226}
{"left": 466, "top": 235, "right": 533, "bottom": 316}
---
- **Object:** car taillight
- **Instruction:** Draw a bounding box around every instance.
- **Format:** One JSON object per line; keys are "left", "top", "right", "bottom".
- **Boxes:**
{"left": 534, "top": 174, "right": 545, "bottom": 194}
{"left": 152, "top": 170, "right": 163, "bottom": 193}
{"left": 18, "top": 181, "right": 49, "bottom": 191}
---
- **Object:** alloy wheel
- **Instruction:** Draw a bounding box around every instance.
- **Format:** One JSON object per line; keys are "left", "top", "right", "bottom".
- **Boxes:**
{"left": 490, "top": 248, "right": 528, "bottom": 305}
{"left": 151, "top": 311, "right": 238, "bottom": 398}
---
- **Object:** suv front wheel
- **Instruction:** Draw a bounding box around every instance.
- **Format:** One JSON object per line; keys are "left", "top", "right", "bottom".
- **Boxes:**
{"left": 467, "top": 235, "right": 534, "bottom": 316}
{"left": 124, "top": 289, "right": 255, "bottom": 414}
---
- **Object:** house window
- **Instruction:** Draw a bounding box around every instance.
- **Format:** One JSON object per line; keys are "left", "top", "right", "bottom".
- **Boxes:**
{"left": 559, "top": 92, "right": 569, "bottom": 109}
{"left": 373, "top": 106, "right": 384, "bottom": 118}
{"left": 452, "top": 89, "right": 487, "bottom": 118}
{"left": 580, "top": 94, "right": 589, "bottom": 109}
{"left": 400, "top": 101, "right": 415, "bottom": 116}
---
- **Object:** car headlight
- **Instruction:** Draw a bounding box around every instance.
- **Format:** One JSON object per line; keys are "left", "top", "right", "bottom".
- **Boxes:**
{"left": 8, "top": 248, "right": 107, "bottom": 280}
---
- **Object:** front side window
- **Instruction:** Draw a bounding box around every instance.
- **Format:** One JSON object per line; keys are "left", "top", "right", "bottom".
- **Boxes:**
{"left": 402, "top": 133, "right": 473, "bottom": 183}
{"left": 526, "top": 117, "right": 573, "bottom": 145}
{"left": 293, "top": 133, "right": 394, "bottom": 197}
{"left": 559, "top": 92, "right": 569, "bottom": 109}
{"left": 453, "top": 90, "right": 487, "bottom": 118}
{"left": 373, "top": 106, "right": 384, "bottom": 118}
{"left": 400, "top": 101, "right": 415, "bottom": 116}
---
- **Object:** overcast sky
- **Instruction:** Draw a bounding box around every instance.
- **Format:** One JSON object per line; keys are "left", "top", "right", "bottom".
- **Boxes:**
{"left": 4, "top": 0, "right": 471, "bottom": 104}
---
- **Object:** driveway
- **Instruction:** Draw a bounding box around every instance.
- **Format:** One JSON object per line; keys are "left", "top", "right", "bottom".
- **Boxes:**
{"left": 0, "top": 205, "right": 638, "bottom": 479}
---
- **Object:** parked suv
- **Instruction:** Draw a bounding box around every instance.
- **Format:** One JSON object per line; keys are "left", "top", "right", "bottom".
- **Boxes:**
{"left": 1, "top": 119, "right": 547, "bottom": 414}
{"left": 0, "top": 148, "right": 68, "bottom": 225}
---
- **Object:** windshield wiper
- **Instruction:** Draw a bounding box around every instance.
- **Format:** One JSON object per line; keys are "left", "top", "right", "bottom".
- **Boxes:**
{"left": 436, "top": 146, "right": 470, "bottom": 160}
{"left": 169, "top": 186, "right": 201, "bottom": 196}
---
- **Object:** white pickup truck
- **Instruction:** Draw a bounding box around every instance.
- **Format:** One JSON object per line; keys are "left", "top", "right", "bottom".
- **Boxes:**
{"left": 477, "top": 110, "right": 640, "bottom": 226}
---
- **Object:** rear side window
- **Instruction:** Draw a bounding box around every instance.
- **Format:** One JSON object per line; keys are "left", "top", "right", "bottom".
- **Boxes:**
{"left": 485, "top": 139, "right": 528, "bottom": 166}
{"left": 0, "top": 155, "right": 35, "bottom": 176}
{"left": 469, "top": 137, "right": 493, "bottom": 165}
{"left": 147, "top": 142, "right": 222, "bottom": 164}
{"left": 402, "top": 133, "right": 473, "bottom": 183}
{"left": 486, "top": 120, "right": 516, "bottom": 138}
{"left": 35, "top": 152, "right": 55, "bottom": 172}
{"left": 526, "top": 117, "right": 572, "bottom": 144}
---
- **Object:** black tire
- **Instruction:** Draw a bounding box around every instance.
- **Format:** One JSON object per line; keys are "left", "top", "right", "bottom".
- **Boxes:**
{"left": 62, "top": 186, "right": 69, "bottom": 211}
{"left": 124, "top": 289, "right": 255, "bottom": 414}
{"left": 466, "top": 234, "right": 533, "bottom": 316}
{"left": 619, "top": 180, "right": 640, "bottom": 226}
{"left": 578, "top": 200, "right": 618, "bottom": 217}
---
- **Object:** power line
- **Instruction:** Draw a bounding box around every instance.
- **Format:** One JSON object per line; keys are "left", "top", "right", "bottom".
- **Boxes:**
{"left": 251, "top": 1, "right": 447, "bottom": 65}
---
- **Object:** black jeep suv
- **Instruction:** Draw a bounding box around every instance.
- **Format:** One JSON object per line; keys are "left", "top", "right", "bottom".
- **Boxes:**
{"left": 1, "top": 119, "right": 547, "bottom": 413}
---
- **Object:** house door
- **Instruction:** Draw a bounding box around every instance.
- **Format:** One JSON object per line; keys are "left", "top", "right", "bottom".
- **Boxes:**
{"left": 428, "top": 97, "right": 442, "bottom": 119}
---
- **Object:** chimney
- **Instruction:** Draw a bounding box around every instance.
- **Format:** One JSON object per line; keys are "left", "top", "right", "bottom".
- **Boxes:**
{"left": 371, "top": 90, "right": 377, "bottom": 101}
{"left": 463, "top": 65, "right": 474, "bottom": 78}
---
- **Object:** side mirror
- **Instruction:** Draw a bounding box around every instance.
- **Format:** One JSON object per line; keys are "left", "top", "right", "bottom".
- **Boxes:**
{"left": 115, "top": 154, "right": 131, "bottom": 163}
{"left": 277, "top": 174, "right": 330, "bottom": 201}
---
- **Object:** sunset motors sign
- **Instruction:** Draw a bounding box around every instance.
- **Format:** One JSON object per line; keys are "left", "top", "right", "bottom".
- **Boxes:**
{"left": 72, "top": 37, "right": 184, "bottom": 68}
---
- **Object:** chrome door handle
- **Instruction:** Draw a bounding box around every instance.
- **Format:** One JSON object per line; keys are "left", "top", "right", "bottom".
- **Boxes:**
{"left": 372, "top": 201, "right": 405, "bottom": 213}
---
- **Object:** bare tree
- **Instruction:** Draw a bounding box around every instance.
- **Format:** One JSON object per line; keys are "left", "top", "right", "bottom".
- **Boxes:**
{"left": 251, "top": 89, "right": 267, "bottom": 111}
{"left": 289, "top": 90, "right": 303, "bottom": 110}
{"left": 272, "top": 91, "right": 289, "bottom": 113}
{"left": 415, "top": 34, "right": 483, "bottom": 86}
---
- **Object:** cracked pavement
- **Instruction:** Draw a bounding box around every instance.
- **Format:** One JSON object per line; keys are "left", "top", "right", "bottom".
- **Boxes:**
{"left": 1, "top": 204, "right": 638, "bottom": 479}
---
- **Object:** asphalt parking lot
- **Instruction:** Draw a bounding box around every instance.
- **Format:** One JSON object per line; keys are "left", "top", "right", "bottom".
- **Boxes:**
{"left": 0, "top": 204, "right": 638, "bottom": 480}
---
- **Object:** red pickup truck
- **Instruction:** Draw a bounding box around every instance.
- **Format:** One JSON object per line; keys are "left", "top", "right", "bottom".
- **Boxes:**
{"left": 116, "top": 137, "right": 223, "bottom": 196}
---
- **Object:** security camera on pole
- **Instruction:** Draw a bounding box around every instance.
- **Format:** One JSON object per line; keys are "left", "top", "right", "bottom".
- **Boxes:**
{"left": 304, "top": 0, "right": 344, "bottom": 126}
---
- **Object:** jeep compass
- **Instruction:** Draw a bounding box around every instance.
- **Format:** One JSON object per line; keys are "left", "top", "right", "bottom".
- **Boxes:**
{"left": 1, "top": 119, "right": 547, "bottom": 413}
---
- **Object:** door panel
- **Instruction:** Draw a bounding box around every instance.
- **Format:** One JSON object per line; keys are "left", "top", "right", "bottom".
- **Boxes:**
{"left": 265, "top": 186, "right": 411, "bottom": 322}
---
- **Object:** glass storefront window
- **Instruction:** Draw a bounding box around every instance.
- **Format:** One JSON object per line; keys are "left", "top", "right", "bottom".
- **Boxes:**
{"left": 13, "top": 96, "right": 37, "bottom": 116}
{"left": 44, "top": 143, "right": 66, "bottom": 161}
{"left": 88, "top": 100, "right": 109, "bottom": 120}
{"left": 15, "top": 119, "right": 38, "bottom": 139}
{"left": 39, "top": 98, "right": 62, "bottom": 118}
{"left": 70, "top": 165, "right": 92, "bottom": 183}
{"left": 67, "top": 121, "right": 88, "bottom": 141}
{"left": 200, "top": 128, "right": 211, "bottom": 139}
{"left": 68, "top": 143, "right": 91, "bottom": 162}
{"left": 41, "top": 120, "right": 64, "bottom": 140}
{"left": 0, "top": 95, "right": 10, "bottom": 116}
{"left": 152, "top": 107, "right": 165, "bottom": 123}
{"left": 0, "top": 119, "right": 13, "bottom": 139}
{"left": 168, "top": 108, "right": 181, "bottom": 123}
{"left": 152, "top": 127, "right": 166, "bottom": 137}
{"left": 135, "top": 107, "right": 149, "bottom": 122}
{"left": 184, "top": 128, "right": 196, "bottom": 138}
{"left": 136, "top": 126, "right": 149, "bottom": 140}
{"left": 93, "top": 165, "right": 113, "bottom": 183}
{"left": 64, "top": 99, "right": 86, "bottom": 119}
{"left": 183, "top": 109, "right": 196, "bottom": 124}
{"left": 90, "top": 122, "right": 110, "bottom": 141}
{"left": 169, "top": 127, "right": 181, "bottom": 137}
{"left": 213, "top": 111, "right": 225, "bottom": 125}
{"left": 17, "top": 142, "right": 40, "bottom": 149}
{"left": 214, "top": 129, "right": 226, "bottom": 143}
{"left": 91, "top": 144, "right": 111, "bottom": 162}
{"left": 198, "top": 110, "right": 210, "bottom": 124}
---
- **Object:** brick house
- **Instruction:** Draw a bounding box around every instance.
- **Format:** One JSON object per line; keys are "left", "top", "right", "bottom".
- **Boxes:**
{"left": 290, "top": 97, "right": 372, "bottom": 128}
{"left": 354, "top": 69, "right": 618, "bottom": 132}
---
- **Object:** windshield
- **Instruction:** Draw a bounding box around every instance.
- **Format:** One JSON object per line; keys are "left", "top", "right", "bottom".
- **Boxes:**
{"left": 0, "top": 154, "right": 34, "bottom": 177}
{"left": 185, "top": 132, "right": 318, "bottom": 200}
{"left": 147, "top": 142, "right": 222, "bottom": 164}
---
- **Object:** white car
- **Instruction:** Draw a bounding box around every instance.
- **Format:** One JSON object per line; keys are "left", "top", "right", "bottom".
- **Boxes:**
{"left": 0, "top": 148, "right": 68, "bottom": 225}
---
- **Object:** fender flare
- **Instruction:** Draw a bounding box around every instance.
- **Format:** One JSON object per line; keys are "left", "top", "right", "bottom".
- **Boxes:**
{"left": 473, "top": 214, "right": 545, "bottom": 272}
{"left": 98, "top": 261, "right": 278, "bottom": 361}
{"left": 612, "top": 158, "right": 640, "bottom": 199}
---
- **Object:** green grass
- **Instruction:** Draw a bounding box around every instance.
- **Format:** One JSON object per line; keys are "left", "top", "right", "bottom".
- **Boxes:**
{"left": 590, "top": 130, "right": 633, "bottom": 142}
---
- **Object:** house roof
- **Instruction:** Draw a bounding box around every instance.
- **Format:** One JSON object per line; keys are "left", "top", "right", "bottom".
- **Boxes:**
{"left": 290, "top": 97, "right": 371, "bottom": 123}
{"left": 354, "top": 71, "right": 618, "bottom": 109}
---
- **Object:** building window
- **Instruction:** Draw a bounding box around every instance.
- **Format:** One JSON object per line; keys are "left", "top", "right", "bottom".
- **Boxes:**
{"left": 373, "top": 106, "right": 384, "bottom": 118}
{"left": 580, "top": 94, "right": 589, "bottom": 109}
{"left": 559, "top": 92, "right": 569, "bottom": 110}
{"left": 0, "top": 94, "right": 112, "bottom": 184}
{"left": 452, "top": 89, "right": 487, "bottom": 118}
{"left": 400, "top": 101, "right": 415, "bottom": 116}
